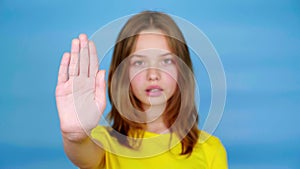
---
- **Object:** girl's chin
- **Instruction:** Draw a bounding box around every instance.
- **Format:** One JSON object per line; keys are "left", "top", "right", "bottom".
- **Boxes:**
{"left": 140, "top": 100, "right": 167, "bottom": 108}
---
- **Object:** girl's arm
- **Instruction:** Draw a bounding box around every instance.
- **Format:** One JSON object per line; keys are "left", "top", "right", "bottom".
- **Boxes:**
{"left": 56, "top": 34, "right": 107, "bottom": 168}
{"left": 62, "top": 132, "right": 105, "bottom": 169}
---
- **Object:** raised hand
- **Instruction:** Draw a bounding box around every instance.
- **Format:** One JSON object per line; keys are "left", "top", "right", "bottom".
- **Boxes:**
{"left": 55, "top": 34, "right": 106, "bottom": 141}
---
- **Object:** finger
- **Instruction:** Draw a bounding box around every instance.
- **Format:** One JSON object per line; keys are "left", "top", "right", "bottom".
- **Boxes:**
{"left": 89, "top": 41, "right": 99, "bottom": 77}
{"left": 79, "top": 34, "right": 89, "bottom": 77}
{"left": 69, "top": 38, "right": 80, "bottom": 77}
{"left": 57, "top": 52, "right": 70, "bottom": 85}
{"left": 95, "top": 70, "right": 106, "bottom": 113}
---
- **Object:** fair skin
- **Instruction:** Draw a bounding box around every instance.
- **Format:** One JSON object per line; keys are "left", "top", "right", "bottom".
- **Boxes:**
{"left": 56, "top": 34, "right": 106, "bottom": 168}
{"left": 129, "top": 31, "right": 178, "bottom": 133}
{"left": 55, "top": 32, "right": 177, "bottom": 168}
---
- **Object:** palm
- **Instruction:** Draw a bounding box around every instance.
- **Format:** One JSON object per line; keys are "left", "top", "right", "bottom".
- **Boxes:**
{"left": 55, "top": 34, "right": 106, "bottom": 138}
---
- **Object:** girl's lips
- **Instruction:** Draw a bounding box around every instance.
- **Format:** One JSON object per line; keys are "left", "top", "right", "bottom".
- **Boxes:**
{"left": 145, "top": 85, "right": 163, "bottom": 97}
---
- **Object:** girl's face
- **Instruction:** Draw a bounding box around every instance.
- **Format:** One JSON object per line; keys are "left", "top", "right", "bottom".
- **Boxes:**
{"left": 129, "top": 31, "right": 178, "bottom": 110}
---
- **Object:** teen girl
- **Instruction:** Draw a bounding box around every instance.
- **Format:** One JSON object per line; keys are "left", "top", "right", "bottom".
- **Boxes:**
{"left": 56, "top": 11, "right": 228, "bottom": 169}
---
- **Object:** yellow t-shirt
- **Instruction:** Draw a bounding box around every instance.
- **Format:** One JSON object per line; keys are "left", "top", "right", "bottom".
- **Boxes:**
{"left": 91, "top": 126, "right": 228, "bottom": 169}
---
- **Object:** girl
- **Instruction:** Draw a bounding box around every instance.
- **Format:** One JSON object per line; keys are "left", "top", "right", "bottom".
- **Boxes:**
{"left": 56, "top": 11, "right": 228, "bottom": 169}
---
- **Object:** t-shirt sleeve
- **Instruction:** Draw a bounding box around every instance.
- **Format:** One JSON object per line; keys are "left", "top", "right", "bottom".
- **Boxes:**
{"left": 210, "top": 138, "right": 228, "bottom": 169}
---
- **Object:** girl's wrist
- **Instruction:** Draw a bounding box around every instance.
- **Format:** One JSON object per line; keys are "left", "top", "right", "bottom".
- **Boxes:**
{"left": 61, "top": 130, "right": 90, "bottom": 143}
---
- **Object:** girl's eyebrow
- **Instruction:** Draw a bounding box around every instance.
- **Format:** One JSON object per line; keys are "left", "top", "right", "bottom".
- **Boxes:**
{"left": 130, "top": 52, "right": 174, "bottom": 58}
{"left": 130, "top": 54, "right": 145, "bottom": 58}
{"left": 160, "top": 52, "right": 173, "bottom": 57}
{"left": 158, "top": 52, "right": 176, "bottom": 59}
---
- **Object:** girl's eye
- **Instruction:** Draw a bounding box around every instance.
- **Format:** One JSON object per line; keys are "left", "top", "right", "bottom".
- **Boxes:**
{"left": 162, "top": 58, "right": 174, "bottom": 65}
{"left": 133, "top": 60, "right": 144, "bottom": 66}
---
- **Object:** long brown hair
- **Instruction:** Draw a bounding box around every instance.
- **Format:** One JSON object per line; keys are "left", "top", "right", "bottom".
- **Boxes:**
{"left": 107, "top": 11, "right": 199, "bottom": 156}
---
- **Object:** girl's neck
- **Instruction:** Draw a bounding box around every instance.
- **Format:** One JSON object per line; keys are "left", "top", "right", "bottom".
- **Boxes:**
{"left": 146, "top": 117, "right": 169, "bottom": 134}
{"left": 143, "top": 104, "right": 169, "bottom": 134}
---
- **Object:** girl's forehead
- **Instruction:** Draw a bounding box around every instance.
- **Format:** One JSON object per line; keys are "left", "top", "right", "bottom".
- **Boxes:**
{"left": 130, "top": 48, "right": 172, "bottom": 58}
{"left": 133, "top": 31, "right": 172, "bottom": 53}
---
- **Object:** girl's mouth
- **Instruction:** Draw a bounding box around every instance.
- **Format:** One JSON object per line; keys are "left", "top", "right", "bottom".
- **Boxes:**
{"left": 145, "top": 86, "right": 163, "bottom": 97}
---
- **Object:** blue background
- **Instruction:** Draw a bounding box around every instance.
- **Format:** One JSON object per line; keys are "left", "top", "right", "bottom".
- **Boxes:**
{"left": 0, "top": 0, "right": 299, "bottom": 168}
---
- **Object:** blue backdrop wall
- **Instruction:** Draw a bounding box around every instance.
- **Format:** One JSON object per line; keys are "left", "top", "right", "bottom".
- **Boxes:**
{"left": 0, "top": 0, "right": 299, "bottom": 168}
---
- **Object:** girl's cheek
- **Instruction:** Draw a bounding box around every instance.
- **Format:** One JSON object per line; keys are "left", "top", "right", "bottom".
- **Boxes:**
{"left": 160, "top": 65, "right": 177, "bottom": 78}
{"left": 163, "top": 68, "right": 178, "bottom": 82}
{"left": 129, "top": 68, "right": 145, "bottom": 81}
{"left": 130, "top": 73, "right": 145, "bottom": 86}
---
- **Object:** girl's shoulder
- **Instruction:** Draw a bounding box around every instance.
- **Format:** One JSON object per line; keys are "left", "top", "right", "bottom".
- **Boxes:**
{"left": 91, "top": 126, "right": 225, "bottom": 147}
{"left": 91, "top": 126, "right": 226, "bottom": 153}
{"left": 91, "top": 125, "right": 110, "bottom": 136}
{"left": 196, "top": 130, "right": 226, "bottom": 151}
{"left": 197, "top": 130, "right": 223, "bottom": 145}
{"left": 195, "top": 130, "right": 227, "bottom": 167}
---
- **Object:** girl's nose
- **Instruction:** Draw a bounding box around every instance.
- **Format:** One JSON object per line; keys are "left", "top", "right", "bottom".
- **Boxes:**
{"left": 147, "top": 68, "right": 160, "bottom": 81}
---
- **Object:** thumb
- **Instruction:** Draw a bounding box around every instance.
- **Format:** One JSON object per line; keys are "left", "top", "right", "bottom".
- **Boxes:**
{"left": 95, "top": 70, "right": 106, "bottom": 113}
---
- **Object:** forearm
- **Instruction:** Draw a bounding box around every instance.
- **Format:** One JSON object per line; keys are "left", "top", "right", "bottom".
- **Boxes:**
{"left": 62, "top": 132, "right": 105, "bottom": 169}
